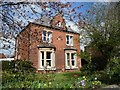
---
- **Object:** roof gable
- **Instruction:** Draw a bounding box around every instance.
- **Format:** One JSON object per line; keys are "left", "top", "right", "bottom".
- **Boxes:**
{"left": 50, "top": 13, "right": 67, "bottom": 30}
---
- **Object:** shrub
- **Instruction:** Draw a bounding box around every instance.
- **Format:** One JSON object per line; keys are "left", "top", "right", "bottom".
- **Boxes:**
{"left": 105, "top": 58, "right": 120, "bottom": 84}
{"left": 91, "top": 56, "right": 108, "bottom": 71}
{"left": 2, "top": 60, "right": 36, "bottom": 73}
{"left": 75, "top": 75, "right": 102, "bottom": 88}
{"left": 2, "top": 61, "right": 15, "bottom": 71}
{"left": 95, "top": 58, "right": 120, "bottom": 85}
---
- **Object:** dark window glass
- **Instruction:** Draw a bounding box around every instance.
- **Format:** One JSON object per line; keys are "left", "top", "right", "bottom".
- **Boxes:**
{"left": 41, "top": 51, "right": 44, "bottom": 59}
{"left": 46, "top": 52, "right": 51, "bottom": 59}
{"left": 66, "top": 35, "right": 69, "bottom": 44}
{"left": 72, "top": 60, "right": 75, "bottom": 66}
{"left": 42, "top": 31, "right": 46, "bottom": 41}
{"left": 41, "top": 51, "right": 44, "bottom": 66}
{"left": 71, "top": 53, "right": 75, "bottom": 59}
{"left": 42, "top": 60, "right": 44, "bottom": 66}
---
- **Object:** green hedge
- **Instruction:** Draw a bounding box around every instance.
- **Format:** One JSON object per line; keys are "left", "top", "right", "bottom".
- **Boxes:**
{"left": 2, "top": 60, "right": 36, "bottom": 73}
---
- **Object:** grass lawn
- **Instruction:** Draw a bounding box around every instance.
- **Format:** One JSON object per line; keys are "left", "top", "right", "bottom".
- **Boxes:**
{"left": 2, "top": 70, "right": 82, "bottom": 88}
{"left": 37, "top": 71, "right": 81, "bottom": 88}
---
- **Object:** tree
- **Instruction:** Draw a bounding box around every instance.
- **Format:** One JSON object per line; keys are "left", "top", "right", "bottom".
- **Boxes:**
{"left": 79, "top": 2, "right": 120, "bottom": 60}
{"left": 0, "top": 1, "right": 86, "bottom": 57}
{"left": 78, "top": 2, "right": 120, "bottom": 70}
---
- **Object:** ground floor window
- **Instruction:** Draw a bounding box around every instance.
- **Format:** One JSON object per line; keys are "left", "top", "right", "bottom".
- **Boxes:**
{"left": 65, "top": 50, "right": 77, "bottom": 69}
{"left": 39, "top": 48, "right": 55, "bottom": 70}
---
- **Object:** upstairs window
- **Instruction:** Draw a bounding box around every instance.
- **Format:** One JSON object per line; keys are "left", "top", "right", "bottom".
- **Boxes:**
{"left": 42, "top": 31, "right": 47, "bottom": 42}
{"left": 56, "top": 21, "right": 62, "bottom": 27}
{"left": 66, "top": 35, "right": 73, "bottom": 46}
{"left": 42, "top": 30, "right": 52, "bottom": 43}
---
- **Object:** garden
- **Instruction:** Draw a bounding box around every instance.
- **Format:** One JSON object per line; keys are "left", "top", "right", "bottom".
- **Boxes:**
{"left": 1, "top": 58, "right": 120, "bottom": 89}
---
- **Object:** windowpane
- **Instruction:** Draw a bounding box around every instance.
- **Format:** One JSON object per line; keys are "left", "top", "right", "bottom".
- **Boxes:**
{"left": 66, "top": 53, "right": 70, "bottom": 66}
{"left": 43, "top": 31, "right": 46, "bottom": 36}
{"left": 46, "top": 60, "right": 51, "bottom": 66}
{"left": 71, "top": 53, "right": 75, "bottom": 59}
{"left": 42, "top": 60, "right": 44, "bottom": 66}
{"left": 66, "top": 35, "right": 69, "bottom": 44}
{"left": 46, "top": 52, "right": 52, "bottom": 67}
{"left": 48, "top": 32, "right": 52, "bottom": 43}
{"left": 71, "top": 53, "right": 75, "bottom": 66}
{"left": 46, "top": 52, "right": 51, "bottom": 59}
{"left": 67, "top": 53, "right": 70, "bottom": 59}
{"left": 42, "top": 31, "right": 46, "bottom": 41}
{"left": 72, "top": 60, "right": 75, "bottom": 66}
{"left": 56, "top": 22, "right": 62, "bottom": 27}
{"left": 41, "top": 51, "right": 44, "bottom": 66}
{"left": 41, "top": 51, "right": 44, "bottom": 59}
{"left": 70, "top": 36, "right": 73, "bottom": 46}
{"left": 66, "top": 35, "right": 73, "bottom": 46}
{"left": 67, "top": 60, "right": 70, "bottom": 66}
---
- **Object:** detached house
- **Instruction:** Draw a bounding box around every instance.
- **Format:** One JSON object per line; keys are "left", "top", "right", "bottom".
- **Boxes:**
{"left": 16, "top": 13, "right": 81, "bottom": 72}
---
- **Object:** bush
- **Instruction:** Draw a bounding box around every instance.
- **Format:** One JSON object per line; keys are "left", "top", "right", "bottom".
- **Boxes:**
{"left": 2, "top": 61, "right": 15, "bottom": 71}
{"left": 105, "top": 58, "right": 120, "bottom": 84}
{"left": 75, "top": 75, "right": 102, "bottom": 89}
{"left": 2, "top": 60, "right": 37, "bottom": 87}
{"left": 94, "top": 58, "right": 120, "bottom": 85}
{"left": 91, "top": 56, "right": 108, "bottom": 71}
{"left": 2, "top": 60, "right": 36, "bottom": 73}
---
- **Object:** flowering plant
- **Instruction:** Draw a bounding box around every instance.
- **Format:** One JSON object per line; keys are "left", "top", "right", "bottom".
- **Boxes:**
{"left": 76, "top": 76, "right": 102, "bottom": 88}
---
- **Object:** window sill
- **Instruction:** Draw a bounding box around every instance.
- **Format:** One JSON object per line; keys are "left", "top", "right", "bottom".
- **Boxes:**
{"left": 66, "top": 44, "right": 73, "bottom": 47}
{"left": 38, "top": 67, "right": 56, "bottom": 70}
{"left": 65, "top": 67, "right": 78, "bottom": 70}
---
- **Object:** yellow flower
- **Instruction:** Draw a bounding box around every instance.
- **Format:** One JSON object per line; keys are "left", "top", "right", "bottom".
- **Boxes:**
{"left": 49, "top": 82, "right": 51, "bottom": 85}
{"left": 44, "top": 84, "right": 47, "bottom": 86}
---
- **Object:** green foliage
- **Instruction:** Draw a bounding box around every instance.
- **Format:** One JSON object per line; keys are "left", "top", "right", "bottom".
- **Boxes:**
{"left": 2, "top": 61, "right": 15, "bottom": 71}
{"left": 80, "top": 56, "right": 108, "bottom": 73}
{"left": 92, "top": 58, "right": 120, "bottom": 85}
{"left": 2, "top": 59, "right": 120, "bottom": 88}
{"left": 105, "top": 58, "right": 120, "bottom": 84}
{"left": 80, "top": 51, "right": 90, "bottom": 61}
{"left": 75, "top": 75, "right": 102, "bottom": 89}
{"left": 91, "top": 56, "right": 108, "bottom": 71}
{"left": 83, "top": 3, "right": 120, "bottom": 61}
{"left": 2, "top": 60, "right": 36, "bottom": 73}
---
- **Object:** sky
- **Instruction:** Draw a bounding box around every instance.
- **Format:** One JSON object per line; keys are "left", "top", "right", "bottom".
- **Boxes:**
{"left": 2, "top": 0, "right": 120, "bottom": 2}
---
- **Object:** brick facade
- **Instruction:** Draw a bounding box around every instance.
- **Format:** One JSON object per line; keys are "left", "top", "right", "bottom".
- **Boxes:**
{"left": 16, "top": 14, "right": 81, "bottom": 72}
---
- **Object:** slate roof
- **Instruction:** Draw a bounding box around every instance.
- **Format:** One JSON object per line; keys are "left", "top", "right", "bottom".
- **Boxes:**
{"left": 34, "top": 16, "right": 51, "bottom": 27}
{"left": 33, "top": 16, "right": 78, "bottom": 34}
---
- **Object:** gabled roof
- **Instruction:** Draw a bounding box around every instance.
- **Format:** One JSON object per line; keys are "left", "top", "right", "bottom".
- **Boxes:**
{"left": 34, "top": 16, "right": 51, "bottom": 27}
{"left": 33, "top": 13, "right": 79, "bottom": 34}
{"left": 17, "top": 14, "right": 80, "bottom": 37}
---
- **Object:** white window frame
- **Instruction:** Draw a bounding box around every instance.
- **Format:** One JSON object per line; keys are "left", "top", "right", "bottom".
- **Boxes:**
{"left": 65, "top": 53, "right": 70, "bottom": 69}
{"left": 66, "top": 35, "right": 73, "bottom": 46}
{"left": 38, "top": 48, "right": 56, "bottom": 70}
{"left": 65, "top": 51, "right": 78, "bottom": 69}
{"left": 42, "top": 30, "right": 52, "bottom": 43}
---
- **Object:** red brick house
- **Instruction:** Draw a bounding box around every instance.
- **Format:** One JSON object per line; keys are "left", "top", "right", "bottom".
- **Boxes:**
{"left": 16, "top": 13, "right": 81, "bottom": 71}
